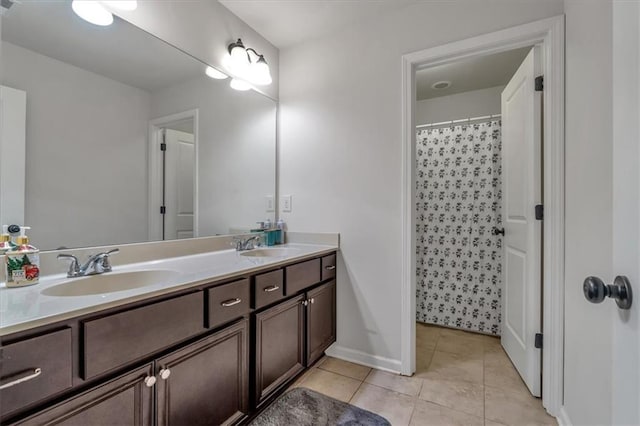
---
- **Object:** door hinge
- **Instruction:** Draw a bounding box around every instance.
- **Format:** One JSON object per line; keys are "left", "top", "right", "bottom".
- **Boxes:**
{"left": 160, "top": 206, "right": 166, "bottom": 214}
{"left": 535, "top": 204, "right": 544, "bottom": 221}
{"left": 534, "top": 333, "right": 543, "bottom": 349}
{"left": 535, "top": 76, "right": 544, "bottom": 92}
{"left": 160, "top": 142, "right": 167, "bottom": 151}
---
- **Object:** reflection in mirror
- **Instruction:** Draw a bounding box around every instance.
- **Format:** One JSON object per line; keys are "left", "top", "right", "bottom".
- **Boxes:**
{"left": 0, "top": 1, "right": 276, "bottom": 250}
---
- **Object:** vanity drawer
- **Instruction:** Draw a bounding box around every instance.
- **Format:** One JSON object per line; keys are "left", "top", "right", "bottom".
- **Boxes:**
{"left": 253, "top": 269, "right": 284, "bottom": 309}
{"left": 285, "top": 258, "right": 321, "bottom": 295}
{"left": 82, "top": 292, "right": 204, "bottom": 380}
{"left": 207, "top": 279, "right": 250, "bottom": 328}
{"left": 0, "top": 328, "right": 73, "bottom": 418}
{"left": 321, "top": 254, "right": 337, "bottom": 281}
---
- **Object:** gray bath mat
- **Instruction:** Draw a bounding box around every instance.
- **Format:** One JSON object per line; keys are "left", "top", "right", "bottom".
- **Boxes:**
{"left": 250, "top": 387, "right": 391, "bottom": 426}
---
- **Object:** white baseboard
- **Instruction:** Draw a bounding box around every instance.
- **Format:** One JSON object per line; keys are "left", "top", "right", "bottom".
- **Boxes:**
{"left": 556, "top": 406, "right": 572, "bottom": 426}
{"left": 325, "top": 344, "right": 402, "bottom": 374}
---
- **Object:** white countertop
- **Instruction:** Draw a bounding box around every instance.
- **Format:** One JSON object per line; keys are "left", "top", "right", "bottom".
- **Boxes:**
{"left": 0, "top": 243, "right": 337, "bottom": 336}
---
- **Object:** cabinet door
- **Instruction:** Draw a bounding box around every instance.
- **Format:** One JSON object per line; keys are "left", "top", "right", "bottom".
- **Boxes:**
{"left": 12, "top": 364, "right": 154, "bottom": 426}
{"left": 306, "top": 280, "right": 336, "bottom": 365}
{"left": 254, "top": 295, "right": 305, "bottom": 406}
{"left": 156, "top": 320, "right": 249, "bottom": 426}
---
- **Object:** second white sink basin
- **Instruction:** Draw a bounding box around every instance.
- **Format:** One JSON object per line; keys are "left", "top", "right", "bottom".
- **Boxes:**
{"left": 240, "top": 248, "right": 301, "bottom": 258}
{"left": 42, "top": 270, "right": 180, "bottom": 297}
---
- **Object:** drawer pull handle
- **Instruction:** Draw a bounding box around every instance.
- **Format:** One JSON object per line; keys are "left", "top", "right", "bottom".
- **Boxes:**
{"left": 221, "top": 298, "right": 242, "bottom": 307}
{"left": 0, "top": 368, "right": 42, "bottom": 390}
{"left": 263, "top": 285, "right": 280, "bottom": 293}
{"left": 159, "top": 368, "right": 171, "bottom": 380}
{"left": 325, "top": 265, "right": 336, "bottom": 270}
{"left": 144, "top": 376, "right": 157, "bottom": 388}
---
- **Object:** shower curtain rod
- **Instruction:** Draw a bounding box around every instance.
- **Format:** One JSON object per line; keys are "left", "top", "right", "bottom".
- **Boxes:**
{"left": 416, "top": 113, "right": 501, "bottom": 129}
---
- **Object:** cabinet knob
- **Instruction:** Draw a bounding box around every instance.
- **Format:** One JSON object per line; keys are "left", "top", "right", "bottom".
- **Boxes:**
{"left": 144, "top": 376, "right": 157, "bottom": 387}
{"left": 310, "top": 298, "right": 315, "bottom": 304}
{"left": 302, "top": 300, "right": 308, "bottom": 306}
{"left": 159, "top": 368, "right": 171, "bottom": 380}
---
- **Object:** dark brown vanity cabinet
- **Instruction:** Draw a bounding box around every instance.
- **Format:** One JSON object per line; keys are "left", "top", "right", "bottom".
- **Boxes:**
{"left": 253, "top": 278, "right": 337, "bottom": 406}
{"left": 156, "top": 319, "right": 249, "bottom": 426}
{"left": 1, "top": 251, "right": 337, "bottom": 425}
{"left": 306, "top": 280, "right": 337, "bottom": 365}
{"left": 254, "top": 294, "right": 306, "bottom": 406}
{"left": 13, "top": 364, "right": 155, "bottom": 426}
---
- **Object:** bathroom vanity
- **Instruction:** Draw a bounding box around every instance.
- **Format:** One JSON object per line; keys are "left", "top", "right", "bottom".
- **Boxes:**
{"left": 0, "top": 245, "right": 337, "bottom": 425}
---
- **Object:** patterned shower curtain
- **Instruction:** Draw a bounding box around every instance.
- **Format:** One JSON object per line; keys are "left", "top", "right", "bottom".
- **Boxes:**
{"left": 415, "top": 120, "right": 503, "bottom": 335}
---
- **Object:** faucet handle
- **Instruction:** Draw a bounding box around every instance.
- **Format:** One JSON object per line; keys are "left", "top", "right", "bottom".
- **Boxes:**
{"left": 57, "top": 254, "right": 80, "bottom": 277}
{"left": 99, "top": 249, "right": 119, "bottom": 271}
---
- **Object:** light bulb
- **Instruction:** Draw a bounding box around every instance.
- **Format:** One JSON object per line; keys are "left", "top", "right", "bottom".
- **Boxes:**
{"left": 228, "top": 39, "right": 250, "bottom": 75}
{"left": 230, "top": 79, "right": 251, "bottom": 91}
{"left": 205, "top": 66, "right": 228, "bottom": 80}
{"left": 249, "top": 56, "right": 272, "bottom": 86}
{"left": 72, "top": 0, "right": 114, "bottom": 26}
{"left": 102, "top": 1, "right": 138, "bottom": 11}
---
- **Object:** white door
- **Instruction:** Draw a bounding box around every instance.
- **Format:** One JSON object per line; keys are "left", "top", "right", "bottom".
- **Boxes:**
{"left": 0, "top": 86, "right": 26, "bottom": 227}
{"left": 164, "top": 129, "right": 195, "bottom": 240}
{"left": 611, "top": 2, "right": 639, "bottom": 424}
{"left": 500, "top": 46, "right": 542, "bottom": 397}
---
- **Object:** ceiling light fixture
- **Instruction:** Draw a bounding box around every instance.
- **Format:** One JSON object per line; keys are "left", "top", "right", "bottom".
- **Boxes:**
{"left": 431, "top": 80, "right": 452, "bottom": 90}
{"left": 71, "top": 0, "right": 114, "bottom": 26}
{"left": 205, "top": 66, "right": 229, "bottom": 80}
{"left": 230, "top": 79, "right": 252, "bottom": 91}
{"left": 227, "top": 38, "right": 272, "bottom": 87}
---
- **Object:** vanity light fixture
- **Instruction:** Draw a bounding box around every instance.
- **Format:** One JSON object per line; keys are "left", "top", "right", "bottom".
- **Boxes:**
{"left": 230, "top": 78, "right": 252, "bottom": 91}
{"left": 71, "top": 1, "right": 113, "bottom": 26}
{"left": 71, "top": 0, "right": 137, "bottom": 26}
{"left": 205, "top": 66, "right": 229, "bottom": 80}
{"left": 227, "top": 38, "right": 273, "bottom": 86}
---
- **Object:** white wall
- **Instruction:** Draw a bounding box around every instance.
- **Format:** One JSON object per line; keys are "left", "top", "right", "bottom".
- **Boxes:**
{"left": 149, "top": 75, "right": 276, "bottom": 235}
{"left": 111, "top": 1, "right": 279, "bottom": 100}
{"left": 612, "top": 1, "right": 640, "bottom": 424}
{"left": 416, "top": 85, "right": 503, "bottom": 125}
{"left": 278, "top": 1, "right": 564, "bottom": 368}
{"left": 562, "top": 1, "right": 614, "bottom": 424}
{"left": 1, "top": 41, "right": 151, "bottom": 250}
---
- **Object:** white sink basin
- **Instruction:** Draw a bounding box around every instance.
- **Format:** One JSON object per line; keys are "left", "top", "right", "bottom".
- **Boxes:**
{"left": 240, "top": 248, "right": 301, "bottom": 258}
{"left": 41, "top": 270, "right": 180, "bottom": 297}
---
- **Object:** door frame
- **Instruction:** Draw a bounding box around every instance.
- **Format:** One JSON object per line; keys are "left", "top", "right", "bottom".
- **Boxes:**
{"left": 400, "top": 15, "right": 565, "bottom": 417}
{"left": 148, "top": 109, "right": 199, "bottom": 241}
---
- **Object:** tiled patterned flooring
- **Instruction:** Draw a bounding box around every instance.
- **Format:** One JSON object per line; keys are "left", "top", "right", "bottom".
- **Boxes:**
{"left": 292, "top": 323, "right": 556, "bottom": 425}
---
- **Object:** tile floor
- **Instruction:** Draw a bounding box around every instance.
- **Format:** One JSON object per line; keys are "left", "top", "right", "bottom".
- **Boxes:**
{"left": 292, "top": 323, "right": 556, "bottom": 425}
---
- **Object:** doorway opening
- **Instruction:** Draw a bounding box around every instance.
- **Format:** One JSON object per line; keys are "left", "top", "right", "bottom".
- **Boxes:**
{"left": 148, "top": 109, "right": 199, "bottom": 241}
{"left": 401, "top": 16, "right": 565, "bottom": 418}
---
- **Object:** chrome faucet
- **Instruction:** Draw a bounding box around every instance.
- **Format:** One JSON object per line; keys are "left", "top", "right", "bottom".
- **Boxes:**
{"left": 234, "top": 235, "right": 261, "bottom": 251}
{"left": 57, "top": 249, "right": 119, "bottom": 278}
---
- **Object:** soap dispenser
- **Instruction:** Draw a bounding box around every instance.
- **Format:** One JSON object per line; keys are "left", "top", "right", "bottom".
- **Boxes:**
{"left": 5, "top": 226, "right": 40, "bottom": 287}
{"left": 0, "top": 225, "right": 16, "bottom": 254}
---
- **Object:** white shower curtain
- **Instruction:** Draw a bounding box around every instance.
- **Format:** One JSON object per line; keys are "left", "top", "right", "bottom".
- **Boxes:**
{"left": 415, "top": 120, "right": 503, "bottom": 335}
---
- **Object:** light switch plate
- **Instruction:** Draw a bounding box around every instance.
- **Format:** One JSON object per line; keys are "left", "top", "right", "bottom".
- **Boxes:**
{"left": 265, "top": 195, "right": 275, "bottom": 212}
{"left": 281, "top": 195, "right": 292, "bottom": 212}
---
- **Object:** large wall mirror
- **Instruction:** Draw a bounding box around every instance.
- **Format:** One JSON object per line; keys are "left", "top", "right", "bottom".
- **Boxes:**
{"left": 0, "top": 1, "right": 276, "bottom": 250}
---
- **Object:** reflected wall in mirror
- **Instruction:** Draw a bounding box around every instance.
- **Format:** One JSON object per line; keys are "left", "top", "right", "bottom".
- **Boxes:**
{"left": 0, "top": 1, "right": 276, "bottom": 250}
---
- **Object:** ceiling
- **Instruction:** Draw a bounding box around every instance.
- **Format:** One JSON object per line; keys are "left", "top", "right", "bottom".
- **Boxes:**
{"left": 219, "top": 0, "right": 414, "bottom": 49}
{"left": 2, "top": 1, "right": 204, "bottom": 92}
{"left": 416, "top": 47, "right": 531, "bottom": 100}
